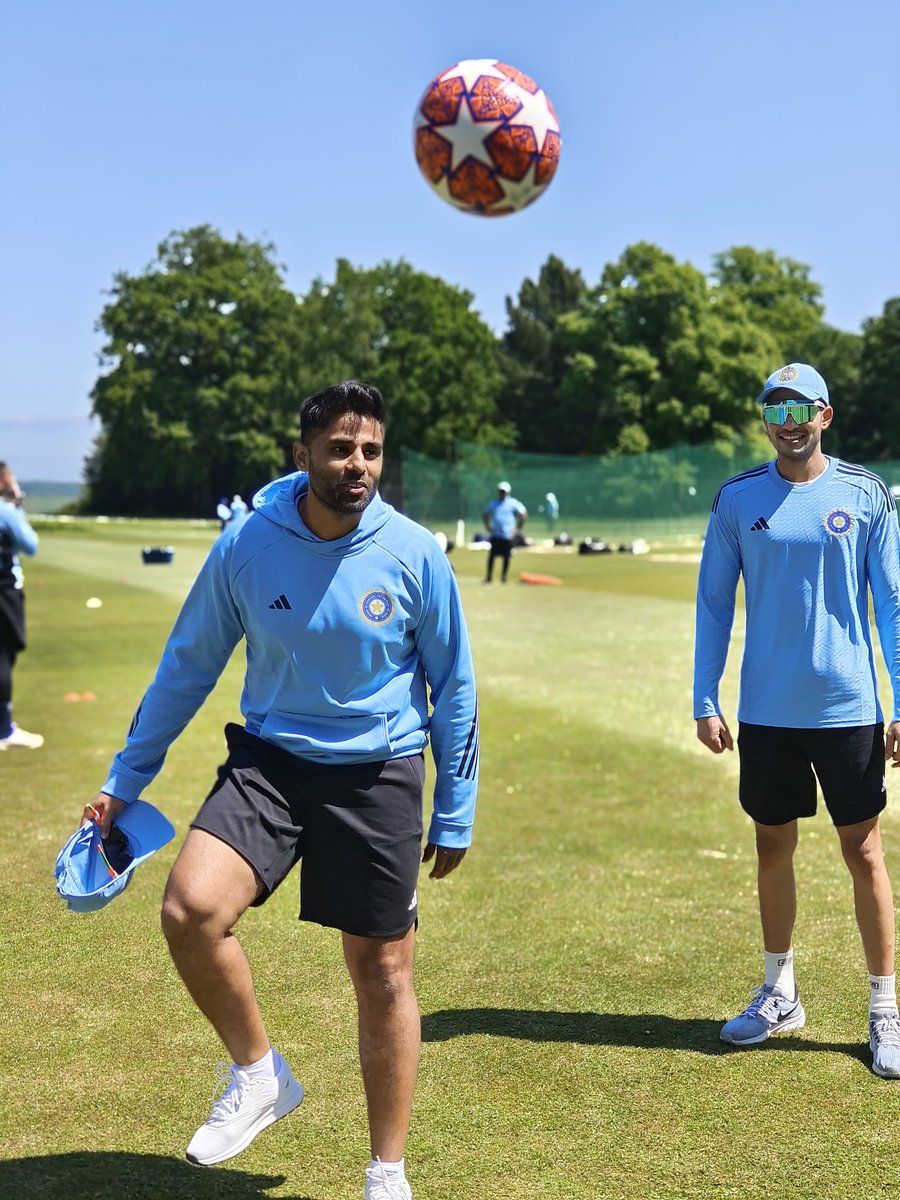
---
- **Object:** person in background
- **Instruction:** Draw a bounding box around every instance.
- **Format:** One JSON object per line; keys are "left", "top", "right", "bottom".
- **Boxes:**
{"left": 482, "top": 481, "right": 526, "bottom": 584}
{"left": 216, "top": 494, "right": 252, "bottom": 542}
{"left": 0, "top": 462, "right": 43, "bottom": 750}
{"left": 694, "top": 362, "right": 900, "bottom": 1079}
{"left": 544, "top": 492, "right": 559, "bottom": 532}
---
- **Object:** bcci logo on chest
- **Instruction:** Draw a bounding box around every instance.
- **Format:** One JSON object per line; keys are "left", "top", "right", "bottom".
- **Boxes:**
{"left": 823, "top": 509, "right": 853, "bottom": 537}
{"left": 359, "top": 589, "right": 394, "bottom": 624}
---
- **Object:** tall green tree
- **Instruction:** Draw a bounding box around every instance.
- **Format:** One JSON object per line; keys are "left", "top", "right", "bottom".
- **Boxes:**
{"left": 86, "top": 226, "right": 304, "bottom": 515}
{"left": 711, "top": 246, "right": 825, "bottom": 358}
{"left": 502, "top": 255, "right": 593, "bottom": 449}
{"left": 855, "top": 297, "right": 900, "bottom": 459}
{"left": 525, "top": 243, "right": 781, "bottom": 456}
{"left": 295, "top": 259, "right": 515, "bottom": 460}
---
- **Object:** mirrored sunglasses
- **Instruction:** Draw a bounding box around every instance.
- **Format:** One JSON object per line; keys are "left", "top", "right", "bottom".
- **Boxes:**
{"left": 762, "top": 401, "right": 824, "bottom": 426}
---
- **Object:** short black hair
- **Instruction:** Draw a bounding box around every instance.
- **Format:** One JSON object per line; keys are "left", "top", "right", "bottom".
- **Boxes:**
{"left": 299, "top": 380, "right": 385, "bottom": 444}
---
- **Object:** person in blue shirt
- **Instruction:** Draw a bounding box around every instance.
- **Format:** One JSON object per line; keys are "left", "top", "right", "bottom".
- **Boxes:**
{"left": 694, "top": 363, "right": 900, "bottom": 1079}
{"left": 80, "top": 382, "right": 479, "bottom": 1198}
{"left": 0, "top": 463, "right": 43, "bottom": 750}
{"left": 544, "top": 491, "right": 559, "bottom": 532}
{"left": 482, "top": 481, "right": 526, "bottom": 583}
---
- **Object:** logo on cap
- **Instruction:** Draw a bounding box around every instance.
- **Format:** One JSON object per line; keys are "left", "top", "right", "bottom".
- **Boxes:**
{"left": 778, "top": 366, "right": 800, "bottom": 382}
{"left": 824, "top": 509, "right": 853, "bottom": 537}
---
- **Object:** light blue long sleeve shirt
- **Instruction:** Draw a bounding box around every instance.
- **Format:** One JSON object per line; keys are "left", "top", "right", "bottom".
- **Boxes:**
{"left": 694, "top": 458, "right": 900, "bottom": 728}
{"left": 103, "top": 473, "right": 479, "bottom": 848}
{"left": 0, "top": 499, "right": 39, "bottom": 589}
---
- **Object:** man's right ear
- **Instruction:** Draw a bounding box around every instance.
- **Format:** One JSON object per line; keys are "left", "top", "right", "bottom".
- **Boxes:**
{"left": 292, "top": 441, "right": 307, "bottom": 471}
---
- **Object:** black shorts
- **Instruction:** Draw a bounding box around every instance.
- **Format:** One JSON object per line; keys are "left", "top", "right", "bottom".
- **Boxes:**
{"left": 0, "top": 587, "right": 26, "bottom": 654}
{"left": 191, "top": 724, "right": 425, "bottom": 937}
{"left": 737, "top": 722, "right": 887, "bottom": 827}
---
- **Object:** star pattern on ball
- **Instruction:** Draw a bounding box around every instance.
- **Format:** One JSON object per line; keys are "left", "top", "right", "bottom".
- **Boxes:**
{"left": 511, "top": 87, "right": 559, "bottom": 154}
{"left": 435, "top": 107, "right": 504, "bottom": 172}
{"left": 492, "top": 172, "right": 547, "bottom": 212}
{"left": 439, "top": 58, "right": 509, "bottom": 91}
{"left": 413, "top": 58, "right": 562, "bottom": 216}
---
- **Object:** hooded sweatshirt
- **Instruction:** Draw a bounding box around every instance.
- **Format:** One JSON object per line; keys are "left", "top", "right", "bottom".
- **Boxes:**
{"left": 102, "top": 473, "right": 479, "bottom": 848}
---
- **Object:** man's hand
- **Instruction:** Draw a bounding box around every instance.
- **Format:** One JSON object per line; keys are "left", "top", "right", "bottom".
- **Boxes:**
{"left": 696, "top": 715, "right": 734, "bottom": 755}
{"left": 422, "top": 843, "right": 467, "bottom": 879}
{"left": 886, "top": 721, "right": 900, "bottom": 769}
{"left": 81, "top": 792, "right": 127, "bottom": 836}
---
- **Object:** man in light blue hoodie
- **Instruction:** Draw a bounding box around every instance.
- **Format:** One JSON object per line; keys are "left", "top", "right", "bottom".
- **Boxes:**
{"left": 82, "top": 381, "right": 479, "bottom": 1199}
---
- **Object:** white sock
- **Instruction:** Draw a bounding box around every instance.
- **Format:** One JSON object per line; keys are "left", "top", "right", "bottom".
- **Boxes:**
{"left": 764, "top": 949, "right": 795, "bottom": 997}
{"left": 869, "top": 974, "right": 897, "bottom": 1017}
{"left": 369, "top": 1158, "right": 406, "bottom": 1180}
{"left": 238, "top": 1048, "right": 276, "bottom": 1079}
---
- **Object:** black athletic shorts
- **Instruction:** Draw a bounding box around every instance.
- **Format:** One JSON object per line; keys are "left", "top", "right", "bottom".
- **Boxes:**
{"left": 191, "top": 723, "right": 425, "bottom": 938}
{"left": 737, "top": 722, "right": 887, "bottom": 827}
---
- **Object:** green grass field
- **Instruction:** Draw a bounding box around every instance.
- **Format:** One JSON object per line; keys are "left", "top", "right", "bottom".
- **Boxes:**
{"left": 1, "top": 519, "right": 898, "bottom": 1199}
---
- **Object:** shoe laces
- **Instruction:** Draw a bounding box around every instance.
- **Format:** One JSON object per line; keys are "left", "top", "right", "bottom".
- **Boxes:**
{"left": 871, "top": 1013, "right": 900, "bottom": 1046}
{"left": 744, "top": 984, "right": 787, "bottom": 1021}
{"left": 206, "top": 1061, "right": 257, "bottom": 1125}
{"left": 365, "top": 1157, "right": 408, "bottom": 1199}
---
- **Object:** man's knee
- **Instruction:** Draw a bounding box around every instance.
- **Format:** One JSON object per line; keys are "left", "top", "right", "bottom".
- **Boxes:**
{"left": 160, "top": 882, "right": 203, "bottom": 946}
{"left": 160, "top": 875, "right": 236, "bottom": 947}
{"left": 345, "top": 932, "right": 416, "bottom": 1002}
{"left": 838, "top": 820, "right": 885, "bottom": 876}
{"left": 755, "top": 821, "right": 798, "bottom": 862}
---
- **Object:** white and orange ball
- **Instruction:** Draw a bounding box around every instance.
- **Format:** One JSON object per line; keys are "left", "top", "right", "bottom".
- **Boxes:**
{"left": 413, "top": 59, "right": 561, "bottom": 216}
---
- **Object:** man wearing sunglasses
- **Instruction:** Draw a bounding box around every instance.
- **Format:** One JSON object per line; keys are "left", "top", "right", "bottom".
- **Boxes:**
{"left": 693, "top": 362, "right": 900, "bottom": 1078}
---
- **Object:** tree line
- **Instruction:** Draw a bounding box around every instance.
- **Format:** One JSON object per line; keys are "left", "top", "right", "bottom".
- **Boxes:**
{"left": 84, "top": 225, "right": 900, "bottom": 516}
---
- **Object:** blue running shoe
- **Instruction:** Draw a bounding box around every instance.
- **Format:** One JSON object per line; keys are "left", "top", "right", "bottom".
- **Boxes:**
{"left": 720, "top": 984, "right": 805, "bottom": 1046}
{"left": 869, "top": 1011, "right": 900, "bottom": 1078}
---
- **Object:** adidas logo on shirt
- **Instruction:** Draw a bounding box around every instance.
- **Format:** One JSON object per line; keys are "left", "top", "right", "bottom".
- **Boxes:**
{"left": 750, "top": 517, "right": 770, "bottom": 532}
{"left": 268, "top": 594, "right": 292, "bottom": 610}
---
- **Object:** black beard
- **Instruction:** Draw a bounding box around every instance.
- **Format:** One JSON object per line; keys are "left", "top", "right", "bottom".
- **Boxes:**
{"left": 308, "top": 475, "right": 376, "bottom": 515}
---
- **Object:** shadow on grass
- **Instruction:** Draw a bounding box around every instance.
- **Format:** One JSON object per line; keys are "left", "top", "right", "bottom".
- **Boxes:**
{"left": 422, "top": 1008, "right": 869, "bottom": 1064}
{"left": 0, "top": 1152, "right": 320, "bottom": 1200}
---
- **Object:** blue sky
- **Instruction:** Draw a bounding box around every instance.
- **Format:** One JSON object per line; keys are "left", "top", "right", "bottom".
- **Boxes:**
{"left": 1, "top": 0, "right": 898, "bottom": 480}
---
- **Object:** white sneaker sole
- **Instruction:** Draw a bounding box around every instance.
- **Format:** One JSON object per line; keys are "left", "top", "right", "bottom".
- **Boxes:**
{"left": 186, "top": 1076, "right": 304, "bottom": 1166}
{"left": 720, "top": 1004, "right": 806, "bottom": 1046}
{"left": 870, "top": 1047, "right": 900, "bottom": 1079}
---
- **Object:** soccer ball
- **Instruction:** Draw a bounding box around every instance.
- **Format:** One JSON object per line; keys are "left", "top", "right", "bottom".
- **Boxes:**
{"left": 413, "top": 59, "right": 561, "bottom": 216}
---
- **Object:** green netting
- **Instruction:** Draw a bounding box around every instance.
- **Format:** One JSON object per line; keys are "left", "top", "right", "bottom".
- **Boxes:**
{"left": 402, "top": 442, "right": 900, "bottom": 540}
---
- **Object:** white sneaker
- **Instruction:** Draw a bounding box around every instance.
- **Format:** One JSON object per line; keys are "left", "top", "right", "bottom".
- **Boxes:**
{"left": 0, "top": 724, "right": 44, "bottom": 749}
{"left": 185, "top": 1052, "right": 304, "bottom": 1166}
{"left": 870, "top": 1010, "right": 900, "bottom": 1079}
{"left": 365, "top": 1158, "right": 413, "bottom": 1199}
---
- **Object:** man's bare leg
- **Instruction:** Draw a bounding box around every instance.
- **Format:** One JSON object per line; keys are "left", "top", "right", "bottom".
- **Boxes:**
{"left": 755, "top": 819, "right": 798, "bottom": 954}
{"left": 161, "top": 828, "right": 270, "bottom": 1064}
{"left": 836, "top": 817, "right": 895, "bottom": 977}
{"left": 343, "top": 925, "right": 419, "bottom": 1163}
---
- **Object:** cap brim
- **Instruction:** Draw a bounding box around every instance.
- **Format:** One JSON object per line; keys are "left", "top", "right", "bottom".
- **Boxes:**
{"left": 758, "top": 384, "right": 827, "bottom": 405}
{"left": 114, "top": 799, "right": 176, "bottom": 864}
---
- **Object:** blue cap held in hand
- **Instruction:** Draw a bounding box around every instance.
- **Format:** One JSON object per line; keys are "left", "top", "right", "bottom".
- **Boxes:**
{"left": 54, "top": 800, "right": 175, "bottom": 913}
